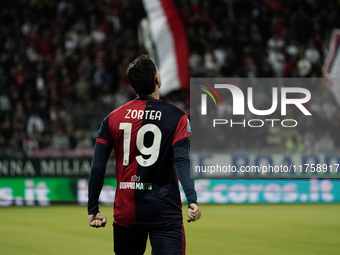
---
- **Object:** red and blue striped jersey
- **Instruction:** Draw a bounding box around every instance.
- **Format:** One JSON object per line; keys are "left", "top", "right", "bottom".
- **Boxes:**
{"left": 88, "top": 97, "right": 196, "bottom": 228}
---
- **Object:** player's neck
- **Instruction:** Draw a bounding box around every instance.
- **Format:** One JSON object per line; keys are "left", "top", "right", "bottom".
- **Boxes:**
{"left": 141, "top": 90, "right": 159, "bottom": 100}
{"left": 139, "top": 85, "right": 160, "bottom": 100}
{"left": 147, "top": 92, "right": 159, "bottom": 99}
{"left": 139, "top": 94, "right": 159, "bottom": 99}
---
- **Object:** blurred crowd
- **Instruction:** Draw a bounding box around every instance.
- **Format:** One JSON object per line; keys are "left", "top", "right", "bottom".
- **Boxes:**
{"left": 182, "top": 0, "right": 340, "bottom": 153}
{"left": 0, "top": 0, "right": 340, "bottom": 157}
{"left": 0, "top": 0, "right": 144, "bottom": 157}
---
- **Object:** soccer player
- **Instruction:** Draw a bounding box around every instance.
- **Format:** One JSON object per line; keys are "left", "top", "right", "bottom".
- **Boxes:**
{"left": 87, "top": 55, "right": 201, "bottom": 255}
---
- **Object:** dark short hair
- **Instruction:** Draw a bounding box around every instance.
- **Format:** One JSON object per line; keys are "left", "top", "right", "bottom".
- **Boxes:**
{"left": 126, "top": 55, "right": 157, "bottom": 95}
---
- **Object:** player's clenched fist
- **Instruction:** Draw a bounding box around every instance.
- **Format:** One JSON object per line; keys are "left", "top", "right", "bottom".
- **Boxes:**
{"left": 89, "top": 212, "right": 107, "bottom": 228}
{"left": 187, "top": 203, "right": 201, "bottom": 223}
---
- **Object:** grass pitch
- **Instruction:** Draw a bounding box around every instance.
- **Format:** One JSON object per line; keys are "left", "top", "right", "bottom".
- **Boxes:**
{"left": 0, "top": 204, "right": 339, "bottom": 255}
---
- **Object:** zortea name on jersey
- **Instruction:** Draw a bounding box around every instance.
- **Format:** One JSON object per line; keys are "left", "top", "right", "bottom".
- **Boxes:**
{"left": 125, "top": 109, "right": 162, "bottom": 120}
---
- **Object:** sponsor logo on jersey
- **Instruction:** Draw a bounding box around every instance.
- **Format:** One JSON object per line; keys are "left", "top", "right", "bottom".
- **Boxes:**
{"left": 131, "top": 175, "right": 140, "bottom": 182}
{"left": 119, "top": 175, "right": 152, "bottom": 190}
{"left": 119, "top": 182, "right": 152, "bottom": 190}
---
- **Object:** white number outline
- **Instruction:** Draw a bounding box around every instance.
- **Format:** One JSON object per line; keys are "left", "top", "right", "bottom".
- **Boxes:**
{"left": 119, "top": 123, "right": 162, "bottom": 167}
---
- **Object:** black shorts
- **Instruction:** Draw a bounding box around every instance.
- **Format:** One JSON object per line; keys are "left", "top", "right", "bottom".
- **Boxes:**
{"left": 113, "top": 223, "right": 186, "bottom": 255}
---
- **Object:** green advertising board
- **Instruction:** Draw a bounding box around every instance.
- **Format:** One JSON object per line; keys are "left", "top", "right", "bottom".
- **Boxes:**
{"left": 0, "top": 178, "right": 116, "bottom": 206}
{"left": 0, "top": 178, "right": 339, "bottom": 206}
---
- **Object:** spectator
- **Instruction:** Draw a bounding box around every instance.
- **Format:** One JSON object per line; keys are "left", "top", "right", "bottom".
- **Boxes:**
{"left": 305, "top": 41, "right": 320, "bottom": 64}
{"left": 297, "top": 51, "right": 312, "bottom": 77}
{"left": 286, "top": 40, "right": 299, "bottom": 57}
{"left": 75, "top": 129, "right": 93, "bottom": 148}
{"left": 13, "top": 102, "right": 26, "bottom": 132}
{"left": 113, "top": 85, "right": 130, "bottom": 109}
{"left": 107, "top": 9, "right": 122, "bottom": 32}
{"left": 26, "top": 44, "right": 39, "bottom": 63}
{"left": 64, "top": 29, "right": 79, "bottom": 56}
{"left": 316, "top": 132, "right": 335, "bottom": 153}
{"left": 91, "top": 27, "right": 106, "bottom": 44}
{"left": 213, "top": 46, "right": 227, "bottom": 68}
{"left": 26, "top": 112, "right": 44, "bottom": 138}
{"left": 40, "top": 132, "right": 52, "bottom": 149}
{"left": 36, "top": 72, "right": 45, "bottom": 91}
{"left": 268, "top": 47, "right": 285, "bottom": 77}
{"left": 78, "top": 29, "right": 91, "bottom": 49}
{"left": 51, "top": 128, "right": 70, "bottom": 150}
{"left": 189, "top": 50, "right": 203, "bottom": 75}
{"left": 75, "top": 75, "right": 91, "bottom": 102}
{"left": 267, "top": 34, "right": 285, "bottom": 50}
{"left": 0, "top": 94, "right": 11, "bottom": 112}
{"left": 204, "top": 48, "right": 217, "bottom": 76}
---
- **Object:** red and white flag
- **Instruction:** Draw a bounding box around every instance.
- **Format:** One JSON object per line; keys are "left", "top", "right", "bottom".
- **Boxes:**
{"left": 142, "top": 0, "right": 189, "bottom": 95}
{"left": 323, "top": 28, "right": 340, "bottom": 105}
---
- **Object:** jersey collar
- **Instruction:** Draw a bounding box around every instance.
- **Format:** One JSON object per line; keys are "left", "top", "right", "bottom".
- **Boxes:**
{"left": 136, "top": 96, "right": 162, "bottom": 101}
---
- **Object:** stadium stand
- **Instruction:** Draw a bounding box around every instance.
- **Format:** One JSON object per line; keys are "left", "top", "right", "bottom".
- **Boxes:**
{"left": 0, "top": 0, "right": 340, "bottom": 157}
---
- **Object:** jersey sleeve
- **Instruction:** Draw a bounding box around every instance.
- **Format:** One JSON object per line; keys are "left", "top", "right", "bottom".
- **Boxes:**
{"left": 88, "top": 115, "right": 114, "bottom": 215}
{"left": 95, "top": 114, "right": 112, "bottom": 146}
{"left": 172, "top": 114, "right": 191, "bottom": 147}
{"left": 173, "top": 114, "right": 196, "bottom": 205}
{"left": 88, "top": 142, "right": 113, "bottom": 215}
{"left": 174, "top": 138, "right": 197, "bottom": 205}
